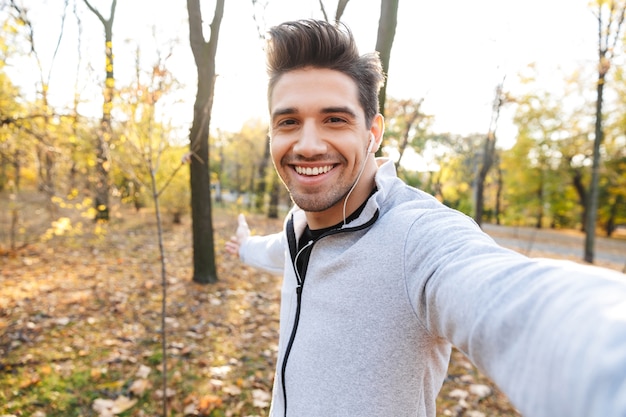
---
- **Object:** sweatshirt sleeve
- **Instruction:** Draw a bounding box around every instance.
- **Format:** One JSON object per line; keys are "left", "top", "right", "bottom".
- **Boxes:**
{"left": 239, "top": 232, "right": 285, "bottom": 275}
{"left": 405, "top": 209, "right": 626, "bottom": 417}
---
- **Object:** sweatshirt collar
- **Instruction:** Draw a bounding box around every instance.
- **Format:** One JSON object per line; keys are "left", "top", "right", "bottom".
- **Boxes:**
{"left": 287, "top": 157, "right": 396, "bottom": 240}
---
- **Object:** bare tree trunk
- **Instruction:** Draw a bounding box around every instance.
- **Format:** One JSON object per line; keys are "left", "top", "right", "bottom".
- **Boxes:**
{"left": 43, "top": 148, "right": 57, "bottom": 217}
{"left": 473, "top": 134, "right": 495, "bottom": 226}
{"left": 585, "top": 72, "right": 605, "bottom": 261}
{"left": 375, "top": 0, "right": 399, "bottom": 122}
{"left": 584, "top": 0, "right": 625, "bottom": 263}
{"left": 268, "top": 174, "right": 281, "bottom": 219}
{"left": 83, "top": 0, "right": 117, "bottom": 221}
{"left": 10, "top": 195, "right": 19, "bottom": 251}
{"left": 605, "top": 194, "right": 621, "bottom": 236}
{"left": 570, "top": 165, "right": 587, "bottom": 231}
{"left": 216, "top": 138, "right": 224, "bottom": 204}
{"left": 494, "top": 162, "right": 502, "bottom": 225}
{"left": 0, "top": 152, "right": 6, "bottom": 191}
{"left": 255, "top": 136, "right": 271, "bottom": 212}
{"left": 8, "top": 150, "right": 20, "bottom": 250}
{"left": 187, "top": 0, "right": 225, "bottom": 284}
{"left": 473, "top": 81, "right": 504, "bottom": 226}
{"left": 248, "top": 163, "right": 256, "bottom": 209}
{"left": 13, "top": 149, "right": 20, "bottom": 191}
{"left": 535, "top": 170, "right": 544, "bottom": 228}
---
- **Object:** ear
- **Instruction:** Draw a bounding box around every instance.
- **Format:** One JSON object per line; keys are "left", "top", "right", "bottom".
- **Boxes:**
{"left": 368, "top": 113, "right": 385, "bottom": 153}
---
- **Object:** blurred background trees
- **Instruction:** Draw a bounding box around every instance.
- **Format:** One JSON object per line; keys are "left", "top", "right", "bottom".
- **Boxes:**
{"left": 0, "top": 0, "right": 625, "bottom": 270}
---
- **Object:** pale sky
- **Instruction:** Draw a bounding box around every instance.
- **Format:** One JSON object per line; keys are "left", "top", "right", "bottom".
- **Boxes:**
{"left": 6, "top": 0, "right": 599, "bottom": 148}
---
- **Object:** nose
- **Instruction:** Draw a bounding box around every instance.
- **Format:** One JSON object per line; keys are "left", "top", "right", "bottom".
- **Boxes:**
{"left": 292, "top": 122, "right": 327, "bottom": 158}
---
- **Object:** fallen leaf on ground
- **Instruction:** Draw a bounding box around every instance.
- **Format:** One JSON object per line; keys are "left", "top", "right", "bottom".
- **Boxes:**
{"left": 198, "top": 394, "right": 223, "bottom": 415}
{"left": 469, "top": 383, "right": 492, "bottom": 399}
{"left": 155, "top": 387, "right": 176, "bottom": 399}
{"left": 129, "top": 378, "right": 151, "bottom": 396}
{"left": 223, "top": 384, "right": 242, "bottom": 396}
{"left": 252, "top": 389, "right": 271, "bottom": 408}
{"left": 135, "top": 364, "right": 151, "bottom": 378}
{"left": 92, "top": 396, "right": 137, "bottom": 416}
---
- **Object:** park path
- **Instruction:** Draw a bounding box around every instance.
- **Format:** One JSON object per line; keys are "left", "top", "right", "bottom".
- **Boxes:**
{"left": 482, "top": 224, "right": 626, "bottom": 273}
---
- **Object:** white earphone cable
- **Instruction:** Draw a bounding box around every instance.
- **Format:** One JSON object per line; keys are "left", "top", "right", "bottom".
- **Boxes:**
{"left": 342, "top": 137, "right": 373, "bottom": 226}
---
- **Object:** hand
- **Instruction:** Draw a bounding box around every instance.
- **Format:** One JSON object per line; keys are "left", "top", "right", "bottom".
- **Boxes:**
{"left": 225, "top": 213, "right": 250, "bottom": 257}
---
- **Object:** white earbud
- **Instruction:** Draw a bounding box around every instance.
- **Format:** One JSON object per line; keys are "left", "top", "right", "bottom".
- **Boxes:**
{"left": 367, "top": 134, "right": 375, "bottom": 153}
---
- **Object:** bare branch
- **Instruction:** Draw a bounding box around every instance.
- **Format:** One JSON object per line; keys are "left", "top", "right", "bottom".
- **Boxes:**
{"left": 8, "top": 0, "right": 45, "bottom": 89}
{"left": 82, "top": 0, "right": 106, "bottom": 25}
{"left": 45, "top": 0, "right": 70, "bottom": 88}
{"left": 157, "top": 161, "right": 186, "bottom": 198}
{"left": 608, "top": 2, "right": 626, "bottom": 58}
{"left": 9, "top": 0, "right": 34, "bottom": 53}
{"left": 318, "top": 0, "right": 329, "bottom": 22}
{"left": 335, "top": 0, "right": 350, "bottom": 22}
{"left": 109, "top": 0, "right": 117, "bottom": 22}
{"left": 251, "top": 0, "right": 269, "bottom": 41}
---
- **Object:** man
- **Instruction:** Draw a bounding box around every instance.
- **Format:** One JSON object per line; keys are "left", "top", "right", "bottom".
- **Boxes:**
{"left": 225, "top": 19, "right": 626, "bottom": 417}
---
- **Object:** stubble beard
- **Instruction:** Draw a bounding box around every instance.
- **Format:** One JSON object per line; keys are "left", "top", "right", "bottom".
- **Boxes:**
{"left": 288, "top": 182, "right": 351, "bottom": 213}
{"left": 280, "top": 164, "right": 355, "bottom": 213}
{"left": 276, "top": 153, "right": 354, "bottom": 213}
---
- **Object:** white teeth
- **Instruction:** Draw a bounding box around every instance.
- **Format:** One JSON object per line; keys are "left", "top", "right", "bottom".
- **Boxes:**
{"left": 295, "top": 165, "right": 332, "bottom": 176}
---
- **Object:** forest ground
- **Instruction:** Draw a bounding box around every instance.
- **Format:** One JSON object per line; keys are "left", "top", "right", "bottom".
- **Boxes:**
{"left": 1, "top": 192, "right": 625, "bottom": 417}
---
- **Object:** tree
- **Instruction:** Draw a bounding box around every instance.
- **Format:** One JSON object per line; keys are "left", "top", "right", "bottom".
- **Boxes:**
{"left": 383, "top": 97, "right": 428, "bottom": 172}
{"left": 375, "top": 0, "right": 399, "bottom": 126}
{"left": 0, "top": 39, "right": 27, "bottom": 250}
{"left": 318, "top": 0, "right": 350, "bottom": 22}
{"left": 0, "top": 74, "right": 22, "bottom": 192}
{"left": 187, "top": 0, "right": 225, "bottom": 284}
{"left": 113, "top": 43, "right": 186, "bottom": 220}
{"left": 557, "top": 128, "right": 593, "bottom": 230}
{"left": 83, "top": 0, "right": 117, "bottom": 221}
{"left": 474, "top": 80, "right": 506, "bottom": 226}
{"left": 584, "top": 0, "right": 625, "bottom": 263}
{"left": 254, "top": 135, "right": 272, "bottom": 212}
{"left": 322, "top": 0, "right": 399, "bottom": 142}
{"left": 508, "top": 87, "right": 572, "bottom": 228}
{"left": 250, "top": 1, "right": 284, "bottom": 219}
{"left": 603, "top": 67, "right": 626, "bottom": 235}
{"left": 7, "top": 0, "right": 69, "bottom": 212}
{"left": 436, "top": 133, "right": 483, "bottom": 214}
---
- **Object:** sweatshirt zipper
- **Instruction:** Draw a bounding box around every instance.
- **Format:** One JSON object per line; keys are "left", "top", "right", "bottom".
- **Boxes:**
{"left": 280, "top": 209, "right": 379, "bottom": 417}
{"left": 281, "top": 239, "right": 313, "bottom": 417}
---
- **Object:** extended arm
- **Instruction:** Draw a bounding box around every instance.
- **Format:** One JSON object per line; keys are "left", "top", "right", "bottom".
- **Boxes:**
{"left": 406, "top": 211, "right": 626, "bottom": 417}
{"left": 225, "top": 214, "right": 285, "bottom": 275}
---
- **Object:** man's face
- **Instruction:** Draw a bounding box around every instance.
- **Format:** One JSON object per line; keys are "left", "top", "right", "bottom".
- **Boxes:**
{"left": 269, "top": 67, "right": 372, "bottom": 219}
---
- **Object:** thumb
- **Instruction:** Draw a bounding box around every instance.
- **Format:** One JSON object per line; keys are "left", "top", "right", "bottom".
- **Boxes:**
{"left": 236, "top": 213, "right": 250, "bottom": 242}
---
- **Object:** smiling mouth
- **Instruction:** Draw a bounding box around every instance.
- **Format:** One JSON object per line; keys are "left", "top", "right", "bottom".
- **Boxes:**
{"left": 294, "top": 165, "right": 334, "bottom": 176}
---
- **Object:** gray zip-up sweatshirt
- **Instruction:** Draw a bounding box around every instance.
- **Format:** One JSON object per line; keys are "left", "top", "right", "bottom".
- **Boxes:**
{"left": 239, "top": 159, "right": 626, "bottom": 417}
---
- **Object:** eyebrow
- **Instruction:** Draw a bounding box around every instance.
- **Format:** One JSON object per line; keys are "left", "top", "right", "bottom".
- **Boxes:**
{"left": 271, "top": 106, "right": 358, "bottom": 121}
{"left": 271, "top": 107, "right": 297, "bottom": 121}
{"left": 321, "top": 106, "right": 358, "bottom": 119}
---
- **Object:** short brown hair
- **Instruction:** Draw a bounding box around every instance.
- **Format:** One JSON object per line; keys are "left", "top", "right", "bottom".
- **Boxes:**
{"left": 266, "top": 19, "right": 385, "bottom": 125}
